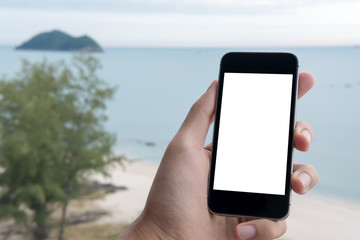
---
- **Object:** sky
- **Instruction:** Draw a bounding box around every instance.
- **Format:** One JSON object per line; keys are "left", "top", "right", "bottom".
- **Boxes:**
{"left": 1, "top": 0, "right": 360, "bottom": 47}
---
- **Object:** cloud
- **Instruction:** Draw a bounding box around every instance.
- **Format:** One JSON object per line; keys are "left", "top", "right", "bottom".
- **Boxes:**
{"left": 1, "top": 0, "right": 357, "bottom": 13}
{"left": 0, "top": 1, "right": 359, "bottom": 47}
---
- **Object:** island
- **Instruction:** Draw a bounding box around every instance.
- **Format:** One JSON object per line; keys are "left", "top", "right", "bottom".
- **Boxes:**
{"left": 16, "top": 30, "right": 102, "bottom": 52}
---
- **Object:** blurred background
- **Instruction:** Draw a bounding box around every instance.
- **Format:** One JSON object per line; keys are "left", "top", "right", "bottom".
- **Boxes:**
{"left": 0, "top": 0, "right": 359, "bottom": 239}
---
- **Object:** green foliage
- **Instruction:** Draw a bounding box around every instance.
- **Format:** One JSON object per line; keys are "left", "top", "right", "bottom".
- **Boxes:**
{"left": 0, "top": 55, "right": 123, "bottom": 239}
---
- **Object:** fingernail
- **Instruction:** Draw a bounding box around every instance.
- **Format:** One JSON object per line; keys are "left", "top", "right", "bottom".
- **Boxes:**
{"left": 298, "top": 172, "right": 311, "bottom": 189}
{"left": 206, "top": 80, "right": 216, "bottom": 92}
{"left": 301, "top": 129, "right": 312, "bottom": 142}
{"left": 237, "top": 225, "right": 256, "bottom": 240}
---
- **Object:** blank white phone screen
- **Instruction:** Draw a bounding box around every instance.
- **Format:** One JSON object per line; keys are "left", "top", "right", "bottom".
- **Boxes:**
{"left": 213, "top": 73, "right": 293, "bottom": 195}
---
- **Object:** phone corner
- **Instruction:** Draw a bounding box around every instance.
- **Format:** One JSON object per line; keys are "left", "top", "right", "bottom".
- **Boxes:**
{"left": 207, "top": 201, "right": 218, "bottom": 216}
{"left": 207, "top": 197, "right": 223, "bottom": 216}
{"left": 285, "top": 52, "right": 299, "bottom": 66}
{"left": 220, "top": 52, "right": 235, "bottom": 64}
{"left": 275, "top": 205, "right": 291, "bottom": 220}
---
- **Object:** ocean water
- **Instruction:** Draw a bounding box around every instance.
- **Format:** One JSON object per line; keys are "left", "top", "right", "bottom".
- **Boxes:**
{"left": 0, "top": 46, "right": 359, "bottom": 202}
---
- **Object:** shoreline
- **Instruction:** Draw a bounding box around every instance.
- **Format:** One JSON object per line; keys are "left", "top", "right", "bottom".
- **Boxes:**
{"left": 90, "top": 160, "right": 158, "bottom": 225}
{"left": 90, "top": 160, "right": 360, "bottom": 239}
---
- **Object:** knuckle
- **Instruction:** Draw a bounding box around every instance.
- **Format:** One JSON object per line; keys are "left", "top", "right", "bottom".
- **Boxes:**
{"left": 296, "top": 120, "right": 312, "bottom": 131}
{"left": 166, "top": 135, "right": 196, "bottom": 155}
{"left": 296, "top": 120, "right": 305, "bottom": 126}
{"left": 260, "top": 220, "right": 287, "bottom": 239}
{"left": 303, "top": 164, "right": 317, "bottom": 175}
{"left": 189, "top": 99, "right": 202, "bottom": 114}
{"left": 269, "top": 221, "right": 287, "bottom": 239}
{"left": 167, "top": 138, "right": 187, "bottom": 153}
{"left": 263, "top": 226, "right": 277, "bottom": 239}
{"left": 282, "top": 220, "right": 288, "bottom": 234}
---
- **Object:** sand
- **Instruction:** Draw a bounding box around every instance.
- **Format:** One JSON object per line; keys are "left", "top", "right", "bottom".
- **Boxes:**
{"left": 92, "top": 161, "right": 360, "bottom": 240}
{"left": 91, "top": 161, "right": 157, "bottom": 224}
{"left": 286, "top": 193, "right": 360, "bottom": 239}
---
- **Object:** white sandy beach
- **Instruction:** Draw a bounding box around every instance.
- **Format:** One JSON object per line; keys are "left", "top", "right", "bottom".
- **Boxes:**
{"left": 92, "top": 161, "right": 360, "bottom": 240}
{"left": 286, "top": 193, "right": 360, "bottom": 239}
{"left": 91, "top": 161, "right": 158, "bottom": 225}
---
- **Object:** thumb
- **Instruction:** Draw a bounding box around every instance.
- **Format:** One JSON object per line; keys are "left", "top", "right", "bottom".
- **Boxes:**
{"left": 177, "top": 80, "right": 218, "bottom": 147}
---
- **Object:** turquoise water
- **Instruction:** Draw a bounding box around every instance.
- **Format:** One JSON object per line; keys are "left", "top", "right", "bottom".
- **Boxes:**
{"left": 0, "top": 46, "right": 359, "bottom": 202}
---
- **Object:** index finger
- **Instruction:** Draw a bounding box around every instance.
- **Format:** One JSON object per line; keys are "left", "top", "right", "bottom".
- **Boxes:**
{"left": 298, "top": 72, "right": 315, "bottom": 99}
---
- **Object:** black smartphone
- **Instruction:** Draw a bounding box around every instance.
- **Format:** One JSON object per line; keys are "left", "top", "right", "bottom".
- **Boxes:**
{"left": 208, "top": 52, "right": 298, "bottom": 220}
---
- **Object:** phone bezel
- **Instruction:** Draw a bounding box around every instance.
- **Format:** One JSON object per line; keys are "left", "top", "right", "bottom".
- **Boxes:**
{"left": 207, "top": 52, "right": 299, "bottom": 220}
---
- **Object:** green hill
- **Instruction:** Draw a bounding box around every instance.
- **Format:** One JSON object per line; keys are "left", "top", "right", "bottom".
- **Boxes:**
{"left": 16, "top": 30, "right": 102, "bottom": 52}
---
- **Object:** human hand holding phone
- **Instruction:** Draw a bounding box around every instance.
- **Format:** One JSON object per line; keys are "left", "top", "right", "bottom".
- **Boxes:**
{"left": 118, "top": 72, "right": 318, "bottom": 240}
{"left": 209, "top": 52, "right": 302, "bottom": 219}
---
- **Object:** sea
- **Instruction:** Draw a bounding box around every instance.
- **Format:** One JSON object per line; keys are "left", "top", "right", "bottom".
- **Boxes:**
{"left": 0, "top": 46, "right": 359, "bottom": 203}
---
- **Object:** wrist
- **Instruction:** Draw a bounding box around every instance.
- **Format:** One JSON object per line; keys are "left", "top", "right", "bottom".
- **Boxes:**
{"left": 117, "top": 213, "right": 174, "bottom": 240}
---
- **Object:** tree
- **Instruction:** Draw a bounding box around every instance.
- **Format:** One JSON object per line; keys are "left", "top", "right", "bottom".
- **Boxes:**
{"left": 0, "top": 55, "right": 123, "bottom": 240}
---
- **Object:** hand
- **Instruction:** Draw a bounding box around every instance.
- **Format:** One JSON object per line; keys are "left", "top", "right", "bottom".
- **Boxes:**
{"left": 118, "top": 72, "right": 318, "bottom": 240}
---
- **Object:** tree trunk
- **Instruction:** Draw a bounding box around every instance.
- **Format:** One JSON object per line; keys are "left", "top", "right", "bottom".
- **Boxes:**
{"left": 34, "top": 221, "right": 48, "bottom": 240}
{"left": 59, "top": 177, "right": 72, "bottom": 240}
{"left": 33, "top": 207, "right": 48, "bottom": 240}
{"left": 58, "top": 200, "right": 68, "bottom": 240}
